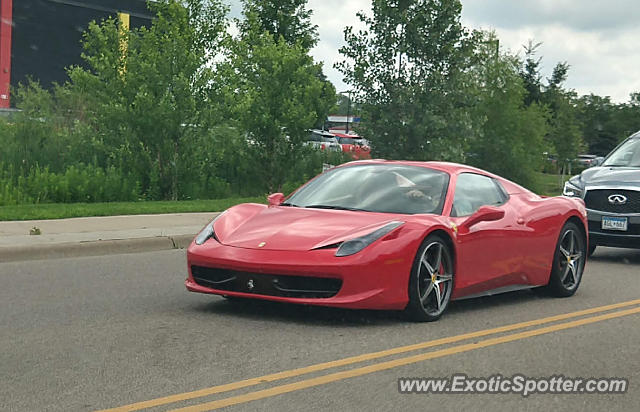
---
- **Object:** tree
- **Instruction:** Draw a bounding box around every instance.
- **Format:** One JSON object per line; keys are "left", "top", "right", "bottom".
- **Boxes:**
{"left": 543, "top": 63, "right": 582, "bottom": 172}
{"left": 468, "top": 42, "right": 548, "bottom": 189}
{"left": 337, "top": 0, "right": 480, "bottom": 161}
{"left": 546, "top": 96, "right": 582, "bottom": 174}
{"left": 236, "top": 0, "right": 333, "bottom": 132}
{"left": 577, "top": 94, "right": 640, "bottom": 155}
{"left": 239, "top": 0, "right": 318, "bottom": 51}
{"left": 67, "top": 0, "right": 229, "bottom": 200}
{"left": 227, "top": 6, "right": 336, "bottom": 192}
{"left": 615, "top": 95, "right": 640, "bottom": 141}
{"left": 520, "top": 40, "right": 543, "bottom": 106}
{"left": 519, "top": 43, "right": 583, "bottom": 172}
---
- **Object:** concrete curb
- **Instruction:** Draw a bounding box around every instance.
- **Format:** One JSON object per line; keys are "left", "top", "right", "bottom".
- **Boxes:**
{"left": 0, "top": 234, "right": 195, "bottom": 263}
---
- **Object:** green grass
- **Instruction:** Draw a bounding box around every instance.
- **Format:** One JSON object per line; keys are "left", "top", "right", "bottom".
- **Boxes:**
{"left": 0, "top": 197, "right": 266, "bottom": 221}
{"left": 535, "top": 172, "right": 566, "bottom": 197}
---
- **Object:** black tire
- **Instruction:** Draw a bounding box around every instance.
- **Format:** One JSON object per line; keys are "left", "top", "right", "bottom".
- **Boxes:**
{"left": 545, "top": 222, "right": 586, "bottom": 297}
{"left": 588, "top": 243, "right": 597, "bottom": 257}
{"left": 405, "top": 235, "right": 454, "bottom": 322}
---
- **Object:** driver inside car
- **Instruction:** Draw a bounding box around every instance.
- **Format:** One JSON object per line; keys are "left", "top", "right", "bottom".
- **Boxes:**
{"left": 391, "top": 171, "right": 442, "bottom": 210}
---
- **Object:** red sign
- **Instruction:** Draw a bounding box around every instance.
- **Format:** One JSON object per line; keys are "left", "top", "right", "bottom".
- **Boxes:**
{"left": 0, "top": 0, "right": 12, "bottom": 108}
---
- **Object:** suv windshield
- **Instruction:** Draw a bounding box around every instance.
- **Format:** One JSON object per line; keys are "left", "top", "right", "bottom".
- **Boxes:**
{"left": 603, "top": 137, "right": 640, "bottom": 167}
{"left": 285, "top": 164, "right": 450, "bottom": 215}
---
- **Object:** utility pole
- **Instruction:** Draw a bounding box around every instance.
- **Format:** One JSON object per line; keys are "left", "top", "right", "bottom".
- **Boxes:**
{"left": 339, "top": 90, "right": 352, "bottom": 134}
{"left": 346, "top": 90, "right": 351, "bottom": 134}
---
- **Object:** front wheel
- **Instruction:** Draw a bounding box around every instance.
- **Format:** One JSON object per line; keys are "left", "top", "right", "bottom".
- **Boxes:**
{"left": 405, "top": 235, "right": 454, "bottom": 322}
{"left": 545, "top": 222, "right": 586, "bottom": 297}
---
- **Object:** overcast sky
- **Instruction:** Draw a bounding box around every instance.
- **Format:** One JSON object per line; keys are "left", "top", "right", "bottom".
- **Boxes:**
{"left": 225, "top": 0, "right": 640, "bottom": 102}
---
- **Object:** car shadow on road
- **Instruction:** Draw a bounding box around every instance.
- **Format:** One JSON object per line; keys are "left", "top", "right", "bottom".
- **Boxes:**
{"left": 448, "top": 289, "right": 546, "bottom": 316}
{"left": 193, "top": 297, "right": 404, "bottom": 327}
{"left": 589, "top": 247, "right": 640, "bottom": 265}
{"left": 191, "top": 288, "right": 549, "bottom": 326}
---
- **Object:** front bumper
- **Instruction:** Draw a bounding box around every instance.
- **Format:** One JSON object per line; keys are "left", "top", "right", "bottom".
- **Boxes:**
{"left": 587, "top": 209, "right": 640, "bottom": 249}
{"left": 185, "top": 236, "right": 419, "bottom": 310}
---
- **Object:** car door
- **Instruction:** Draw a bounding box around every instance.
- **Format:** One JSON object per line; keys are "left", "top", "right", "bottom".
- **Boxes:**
{"left": 449, "top": 173, "right": 527, "bottom": 299}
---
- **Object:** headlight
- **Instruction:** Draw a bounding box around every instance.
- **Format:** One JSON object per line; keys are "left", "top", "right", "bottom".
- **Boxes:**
{"left": 195, "top": 212, "right": 226, "bottom": 245}
{"left": 563, "top": 179, "right": 584, "bottom": 198}
{"left": 335, "top": 221, "right": 404, "bottom": 257}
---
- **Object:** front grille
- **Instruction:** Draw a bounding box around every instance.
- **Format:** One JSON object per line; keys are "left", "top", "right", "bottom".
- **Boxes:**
{"left": 584, "top": 189, "right": 640, "bottom": 214}
{"left": 588, "top": 220, "right": 640, "bottom": 236}
{"left": 191, "top": 266, "right": 342, "bottom": 298}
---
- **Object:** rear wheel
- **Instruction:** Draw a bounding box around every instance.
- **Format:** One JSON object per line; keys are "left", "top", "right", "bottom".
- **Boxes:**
{"left": 405, "top": 235, "right": 454, "bottom": 322}
{"left": 545, "top": 222, "right": 586, "bottom": 297}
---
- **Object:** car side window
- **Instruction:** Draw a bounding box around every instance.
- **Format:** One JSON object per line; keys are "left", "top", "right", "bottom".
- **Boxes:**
{"left": 451, "top": 173, "right": 508, "bottom": 217}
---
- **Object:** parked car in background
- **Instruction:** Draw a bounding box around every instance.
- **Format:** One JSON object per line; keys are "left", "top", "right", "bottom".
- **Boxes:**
{"left": 304, "top": 130, "right": 341, "bottom": 152}
{"left": 332, "top": 133, "right": 372, "bottom": 160}
{"left": 575, "top": 154, "right": 604, "bottom": 169}
{"left": 563, "top": 131, "right": 640, "bottom": 255}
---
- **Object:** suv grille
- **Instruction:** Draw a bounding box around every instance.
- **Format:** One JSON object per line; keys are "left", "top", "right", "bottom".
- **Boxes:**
{"left": 191, "top": 266, "right": 342, "bottom": 298}
{"left": 584, "top": 189, "right": 640, "bottom": 214}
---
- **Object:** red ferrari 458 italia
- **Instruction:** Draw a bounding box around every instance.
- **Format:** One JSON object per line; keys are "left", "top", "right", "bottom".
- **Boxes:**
{"left": 186, "top": 161, "right": 588, "bottom": 321}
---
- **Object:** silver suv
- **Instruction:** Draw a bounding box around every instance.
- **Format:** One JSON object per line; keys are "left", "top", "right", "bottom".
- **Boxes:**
{"left": 563, "top": 131, "right": 640, "bottom": 255}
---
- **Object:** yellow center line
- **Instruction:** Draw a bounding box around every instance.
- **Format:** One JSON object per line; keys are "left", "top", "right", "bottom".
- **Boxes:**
{"left": 173, "top": 305, "right": 640, "bottom": 412}
{"left": 99, "top": 298, "right": 640, "bottom": 412}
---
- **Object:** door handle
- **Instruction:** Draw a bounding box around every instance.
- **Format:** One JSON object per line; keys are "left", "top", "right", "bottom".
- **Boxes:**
{"left": 517, "top": 217, "right": 525, "bottom": 225}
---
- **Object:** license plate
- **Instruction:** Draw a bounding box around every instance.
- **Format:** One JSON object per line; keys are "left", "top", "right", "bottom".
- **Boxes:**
{"left": 602, "top": 216, "right": 628, "bottom": 231}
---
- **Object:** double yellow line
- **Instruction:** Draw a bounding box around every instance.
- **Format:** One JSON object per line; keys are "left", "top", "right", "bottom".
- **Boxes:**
{"left": 101, "top": 299, "right": 640, "bottom": 412}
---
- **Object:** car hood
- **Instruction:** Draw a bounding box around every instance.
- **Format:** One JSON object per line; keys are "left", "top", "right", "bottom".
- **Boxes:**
{"left": 580, "top": 167, "right": 640, "bottom": 188}
{"left": 214, "top": 205, "right": 407, "bottom": 251}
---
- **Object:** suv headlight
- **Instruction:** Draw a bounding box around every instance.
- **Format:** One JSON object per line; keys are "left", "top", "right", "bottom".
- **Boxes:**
{"left": 563, "top": 179, "right": 584, "bottom": 198}
{"left": 195, "top": 212, "right": 226, "bottom": 245}
{"left": 335, "top": 221, "right": 404, "bottom": 257}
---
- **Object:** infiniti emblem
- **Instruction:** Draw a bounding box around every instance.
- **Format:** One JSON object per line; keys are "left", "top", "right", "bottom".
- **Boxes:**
{"left": 608, "top": 194, "right": 628, "bottom": 205}
{"left": 247, "top": 279, "right": 255, "bottom": 290}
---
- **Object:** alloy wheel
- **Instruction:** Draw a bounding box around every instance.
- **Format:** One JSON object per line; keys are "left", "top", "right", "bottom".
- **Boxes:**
{"left": 418, "top": 241, "right": 453, "bottom": 317}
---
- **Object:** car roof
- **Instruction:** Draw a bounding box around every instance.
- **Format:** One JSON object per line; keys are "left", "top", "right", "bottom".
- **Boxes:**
{"left": 332, "top": 133, "right": 361, "bottom": 138}
{"left": 309, "top": 129, "right": 335, "bottom": 137}
{"left": 340, "top": 159, "right": 487, "bottom": 174}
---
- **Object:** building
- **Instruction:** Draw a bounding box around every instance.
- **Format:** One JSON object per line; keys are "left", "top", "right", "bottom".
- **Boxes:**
{"left": 0, "top": 0, "right": 153, "bottom": 108}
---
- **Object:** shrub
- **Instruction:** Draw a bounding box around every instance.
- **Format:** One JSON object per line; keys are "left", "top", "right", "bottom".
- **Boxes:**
{"left": 0, "top": 164, "right": 140, "bottom": 206}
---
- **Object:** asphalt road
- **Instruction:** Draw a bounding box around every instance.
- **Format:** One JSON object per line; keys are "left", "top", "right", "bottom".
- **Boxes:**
{"left": 1, "top": 247, "right": 639, "bottom": 412}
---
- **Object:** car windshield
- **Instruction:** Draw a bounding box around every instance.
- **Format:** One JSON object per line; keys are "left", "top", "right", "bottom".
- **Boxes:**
{"left": 603, "top": 138, "right": 640, "bottom": 167}
{"left": 285, "top": 164, "right": 450, "bottom": 215}
{"left": 337, "top": 137, "right": 359, "bottom": 145}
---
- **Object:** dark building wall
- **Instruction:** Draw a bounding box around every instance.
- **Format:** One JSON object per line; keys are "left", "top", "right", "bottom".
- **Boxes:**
{"left": 10, "top": 0, "right": 152, "bottom": 96}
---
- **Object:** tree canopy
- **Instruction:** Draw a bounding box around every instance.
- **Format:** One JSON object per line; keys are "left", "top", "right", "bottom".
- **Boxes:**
{"left": 2, "top": 0, "right": 640, "bottom": 206}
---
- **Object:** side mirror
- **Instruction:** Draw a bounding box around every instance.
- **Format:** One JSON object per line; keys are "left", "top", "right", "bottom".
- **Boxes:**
{"left": 267, "top": 192, "right": 285, "bottom": 207}
{"left": 461, "top": 205, "right": 505, "bottom": 229}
